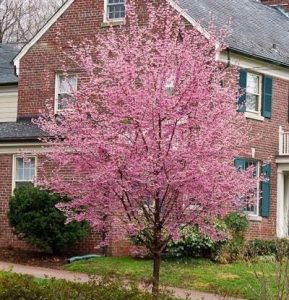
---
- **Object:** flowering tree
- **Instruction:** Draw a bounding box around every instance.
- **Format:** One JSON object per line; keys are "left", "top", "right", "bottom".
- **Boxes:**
{"left": 36, "top": 2, "right": 256, "bottom": 297}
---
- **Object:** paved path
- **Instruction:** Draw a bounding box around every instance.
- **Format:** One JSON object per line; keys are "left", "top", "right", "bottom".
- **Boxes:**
{"left": 0, "top": 261, "right": 241, "bottom": 300}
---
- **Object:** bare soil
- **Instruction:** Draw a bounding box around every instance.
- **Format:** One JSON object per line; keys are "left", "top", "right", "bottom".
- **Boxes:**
{"left": 0, "top": 247, "right": 68, "bottom": 269}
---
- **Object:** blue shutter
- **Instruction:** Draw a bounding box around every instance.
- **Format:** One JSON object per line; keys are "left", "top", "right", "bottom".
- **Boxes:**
{"left": 261, "top": 164, "right": 271, "bottom": 217}
{"left": 262, "top": 76, "right": 272, "bottom": 119}
{"left": 234, "top": 158, "right": 245, "bottom": 171}
{"left": 237, "top": 70, "right": 247, "bottom": 112}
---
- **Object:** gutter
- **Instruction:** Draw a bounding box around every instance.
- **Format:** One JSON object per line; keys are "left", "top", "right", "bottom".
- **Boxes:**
{"left": 0, "top": 138, "right": 42, "bottom": 143}
{"left": 228, "top": 47, "right": 289, "bottom": 69}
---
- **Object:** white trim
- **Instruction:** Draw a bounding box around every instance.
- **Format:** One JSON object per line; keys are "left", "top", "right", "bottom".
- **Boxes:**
{"left": 244, "top": 112, "right": 265, "bottom": 122}
{"left": 248, "top": 215, "right": 262, "bottom": 222}
{"left": 276, "top": 157, "right": 289, "bottom": 164}
{"left": 219, "top": 51, "right": 289, "bottom": 81}
{"left": 0, "top": 143, "right": 44, "bottom": 154}
{"left": 12, "top": 155, "right": 37, "bottom": 194}
{"left": 13, "top": 0, "right": 75, "bottom": 76}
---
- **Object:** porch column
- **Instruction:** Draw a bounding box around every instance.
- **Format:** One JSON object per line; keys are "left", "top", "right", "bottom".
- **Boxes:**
{"left": 277, "top": 170, "right": 285, "bottom": 237}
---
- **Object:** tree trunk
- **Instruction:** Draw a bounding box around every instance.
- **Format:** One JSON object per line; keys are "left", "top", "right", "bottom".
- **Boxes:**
{"left": 152, "top": 250, "right": 161, "bottom": 299}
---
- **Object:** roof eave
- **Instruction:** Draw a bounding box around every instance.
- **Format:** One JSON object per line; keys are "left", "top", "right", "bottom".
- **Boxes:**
{"left": 228, "top": 47, "right": 289, "bottom": 69}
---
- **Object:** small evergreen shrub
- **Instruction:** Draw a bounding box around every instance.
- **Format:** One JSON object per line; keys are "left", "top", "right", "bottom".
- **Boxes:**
{"left": 8, "top": 185, "right": 89, "bottom": 254}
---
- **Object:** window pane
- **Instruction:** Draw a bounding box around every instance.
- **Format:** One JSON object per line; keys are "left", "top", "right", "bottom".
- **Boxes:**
{"left": 108, "top": 2, "right": 125, "bottom": 20}
{"left": 59, "top": 75, "right": 77, "bottom": 94}
{"left": 247, "top": 73, "right": 260, "bottom": 94}
{"left": 15, "top": 158, "right": 35, "bottom": 182}
{"left": 246, "top": 93, "right": 259, "bottom": 112}
{"left": 58, "top": 93, "right": 75, "bottom": 110}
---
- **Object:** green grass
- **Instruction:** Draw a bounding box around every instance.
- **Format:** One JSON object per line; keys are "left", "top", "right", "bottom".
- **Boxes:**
{"left": 65, "top": 257, "right": 278, "bottom": 299}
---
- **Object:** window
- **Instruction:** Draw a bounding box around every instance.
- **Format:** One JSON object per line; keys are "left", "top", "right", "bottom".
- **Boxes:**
{"left": 235, "top": 158, "right": 260, "bottom": 217}
{"left": 243, "top": 160, "right": 260, "bottom": 216}
{"left": 13, "top": 157, "right": 36, "bottom": 190}
{"left": 55, "top": 74, "right": 77, "bottom": 111}
{"left": 246, "top": 72, "right": 262, "bottom": 114}
{"left": 238, "top": 69, "right": 273, "bottom": 120}
{"left": 164, "top": 76, "right": 175, "bottom": 96}
{"left": 105, "top": 0, "right": 125, "bottom": 22}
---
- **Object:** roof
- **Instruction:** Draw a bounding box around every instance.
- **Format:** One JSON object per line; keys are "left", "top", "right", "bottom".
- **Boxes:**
{"left": 176, "top": 0, "right": 289, "bottom": 67}
{"left": 0, "top": 120, "right": 46, "bottom": 142}
{"left": 0, "top": 44, "right": 22, "bottom": 84}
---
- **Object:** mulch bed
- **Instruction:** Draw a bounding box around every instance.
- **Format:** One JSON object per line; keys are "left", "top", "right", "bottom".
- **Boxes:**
{"left": 0, "top": 247, "right": 68, "bottom": 269}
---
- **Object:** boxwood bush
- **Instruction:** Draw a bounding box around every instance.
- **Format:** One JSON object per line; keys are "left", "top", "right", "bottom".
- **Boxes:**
{"left": 8, "top": 185, "right": 89, "bottom": 254}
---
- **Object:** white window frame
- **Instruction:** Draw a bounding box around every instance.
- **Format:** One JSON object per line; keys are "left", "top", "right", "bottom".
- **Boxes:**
{"left": 103, "top": 0, "right": 125, "bottom": 23}
{"left": 245, "top": 72, "right": 262, "bottom": 116}
{"left": 12, "top": 155, "right": 37, "bottom": 194}
{"left": 243, "top": 160, "right": 260, "bottom": 217}
{"left": 55, "top": 73, "right": 78, "bottom": 113}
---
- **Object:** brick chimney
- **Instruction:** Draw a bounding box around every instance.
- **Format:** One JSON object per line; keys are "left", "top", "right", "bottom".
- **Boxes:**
{"left": 261, "top": 0, "right": 289, "bottom": 11}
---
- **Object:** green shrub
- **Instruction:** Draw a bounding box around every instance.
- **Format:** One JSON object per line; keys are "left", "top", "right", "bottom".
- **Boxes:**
{"left": 0, "top": 273, "right": 175, "bottom": 300}
{"left": 165, "top": 226, "right": 222, "bottom": 259}
{"left": 131, "top": 226, "right": 222, "bottom": 259}
{"left": 224, "top": 212, "right": 249, "bottom": 238}
{"left": 215, "top": 212, "right": 249, "bottom": 263}
{"left": 8, "top": 185, "right": 89, "bottom": 254}
{"left": 245, "top": 238, "right": 289, "bottom": 260}
{"left": 245, "top": 239, "right": 277, "bottom": 258}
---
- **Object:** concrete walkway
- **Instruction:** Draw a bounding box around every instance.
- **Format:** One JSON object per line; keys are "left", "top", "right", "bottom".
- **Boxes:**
{"left": 0, "top": 261, "right": 241, "bottom": 300}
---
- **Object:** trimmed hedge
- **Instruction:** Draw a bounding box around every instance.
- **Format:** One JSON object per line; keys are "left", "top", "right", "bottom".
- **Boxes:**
{"left": 8, "top": 185, "right": 89, "bottom": 254}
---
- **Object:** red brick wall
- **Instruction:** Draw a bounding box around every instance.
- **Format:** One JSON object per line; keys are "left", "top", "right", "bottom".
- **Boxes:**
{"left": 246, "top": 78, "right": 289, "bottom": 239}
{"left": 18, "top": 0, "right": 164, "bottom": 118}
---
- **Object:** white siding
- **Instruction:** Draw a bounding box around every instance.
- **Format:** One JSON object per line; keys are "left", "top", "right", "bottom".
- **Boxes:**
{"left": 0, "top": 86, "right": 18, "bottom": 122}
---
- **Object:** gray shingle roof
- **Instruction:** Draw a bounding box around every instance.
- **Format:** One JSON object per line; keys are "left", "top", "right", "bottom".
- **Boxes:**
{"left": 176, "top": 0, "right": 289, "bottom": 67}
{"left": 0, "top": 120, "right": 46, "bottom": 142}
{"left": 0, "top": 44, "right": 22, "bottom": 85}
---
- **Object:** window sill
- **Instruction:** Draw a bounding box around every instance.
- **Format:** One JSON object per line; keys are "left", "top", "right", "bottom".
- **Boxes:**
{"left": 101, "top": 20, "right": 125, "bottom": 28}
{"left": 247, "top": 215, "right": 262, "bottom": 222}
{"left": 244, "top": 112, "right": 264, "bottom": 122}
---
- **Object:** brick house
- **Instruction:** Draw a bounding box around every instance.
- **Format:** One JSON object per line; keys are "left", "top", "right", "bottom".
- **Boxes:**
{"left": 1, "top": 0, "right": 289, "bottom": 254}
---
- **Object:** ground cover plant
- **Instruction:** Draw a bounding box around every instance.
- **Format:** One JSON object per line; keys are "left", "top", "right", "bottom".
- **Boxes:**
{"left": 36, "top": 1, "right": 257, "bottom": 297}
{"left": 0, "top": 271, "right": 176, "bottom": 300}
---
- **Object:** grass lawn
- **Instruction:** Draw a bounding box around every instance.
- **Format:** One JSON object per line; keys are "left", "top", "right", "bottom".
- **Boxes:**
{"left": 65, "top": 257, "right": 278, "bottom": 299}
